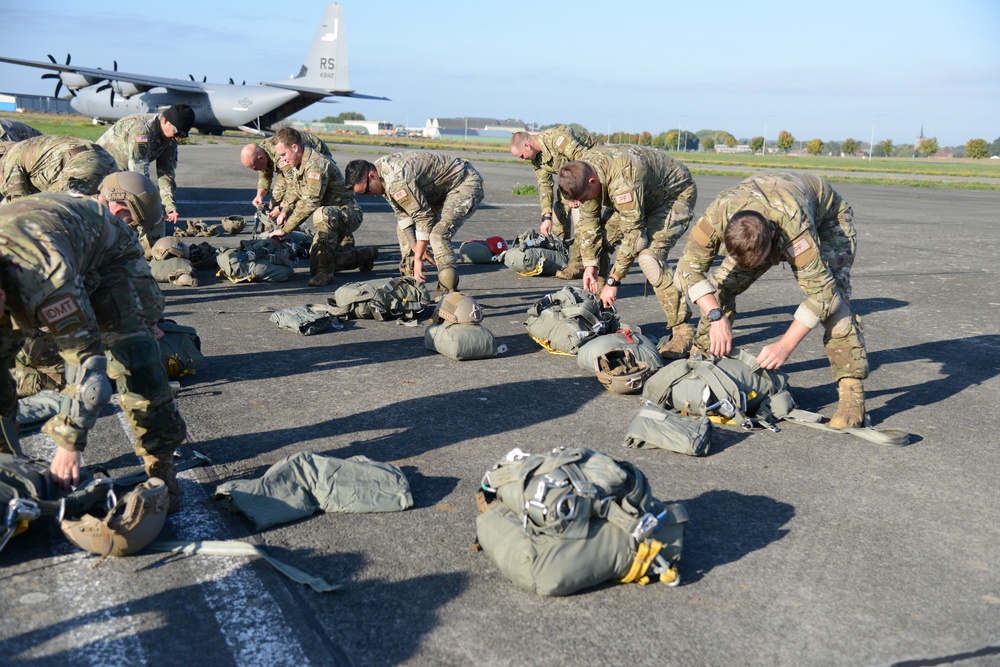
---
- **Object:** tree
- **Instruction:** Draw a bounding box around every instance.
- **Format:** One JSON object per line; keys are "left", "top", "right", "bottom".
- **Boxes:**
{"left": 319, "top": 112, "right": 366, "bottom": 123}
{"left": 990, "top": 136, "right": 1000, "bottom": 157}
{"left": 919, "top": 137, "right": 939, "bottom": 156}
{"left": 777, "top": 130, "right": 795, "bottom": 152}
{"left": 806, "top": 138, "right": 824, "bottom": 155}
{"left": 639, "top": 131, "right": 652, "bottom": 146}
{"left": 749, "top": 136, "right": 764, "bottom": 154}
{"left": 824, "top": 141, "right": 841, "bottom": 156}
{"left": 965, "top": 138, "right": 989, "bottom": 159}
{"left": 700, "top": 137, "right": 716, "bottom": 152}
{"left": 725, "top": 135, "right": 738, "bottom": 148}
{"left": 841, "top": 138, "right": 859, "bottom": 155}
{"left": 877, "top": 139, "right": 894, "bottom": 158}
{"left": 652, "top": 132, "right": 668, "bottom": 149}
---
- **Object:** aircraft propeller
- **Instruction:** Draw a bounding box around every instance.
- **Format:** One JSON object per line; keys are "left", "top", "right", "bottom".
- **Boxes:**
{"left": 188, "top": 74, "right": 208, "bottom": 82}
{"left": 95, "top": 60, "right": 119, "bottom": 106}
{"left": 41, "top": 53, "right": 74, "bottom": 98}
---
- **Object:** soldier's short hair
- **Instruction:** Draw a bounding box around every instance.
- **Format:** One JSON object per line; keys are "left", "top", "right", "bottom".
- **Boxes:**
{"left": 725, "top": 210, "right": 772, "bottom": 269}
{"left": 557, "top": 161, "right": 595, "bottom": 200}
{"left": 272, "top": 127, "right": 304, "bottom": 148}
{"left": 510, "top": 131, "right": 531, "bottom": 147}
{"left": 344, "top": 160, "right": 375, "bottom": 187}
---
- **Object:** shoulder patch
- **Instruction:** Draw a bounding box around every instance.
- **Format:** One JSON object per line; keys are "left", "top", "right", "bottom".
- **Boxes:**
{"left": 787, "top": 236, "right": 812, "bottom": 258}
{"left": 555, "top": 135, "right": 566, "bottom": 147}
{"left": 613, "top": 191, "right": 634, "bottom": 206}
{"left": 786, "top": 235, "right": 819, "bottom": 268}
{"left": 391, "top": 188, "right": 413, "bottom": 207}
{"left": 39, "top": 295, "right": 82, "bottom": 332}
{"left": 136, "top": 135, "right": 149, "bottom": 143}
{"left": 307, "top": 171, "right": 321, "bottom": 181}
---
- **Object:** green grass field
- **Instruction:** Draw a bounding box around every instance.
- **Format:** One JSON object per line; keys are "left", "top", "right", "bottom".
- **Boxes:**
{"left": 6, "top": 111, "right": 998, "bottom": 190}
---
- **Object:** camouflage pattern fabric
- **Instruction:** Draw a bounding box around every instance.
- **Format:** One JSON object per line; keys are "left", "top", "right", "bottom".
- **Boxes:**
{"left": 257, "top": 130, "right": 330, "bottom": 206}
{"left": 530, "top": 125, "right": 598, "bottom": 223}
{"left": 96, "top": 113, "right": 179, "bottom": 213}
{"left": 375, "top": 152, "right": 484, "bottom": 271}
{"left": 0, "top": 119, "right": 42, "bottom": 143}
{"left": 675, "top": 172, "right": 866, "bottom": 381}
{"left": 0, "top": 136, "right": 118, "bottom": 200}
{"left": 575, "top": 145, "right": 696, "bottom": 329}
{"left": 0, "top": 194, "right": 185, "bottom": 456}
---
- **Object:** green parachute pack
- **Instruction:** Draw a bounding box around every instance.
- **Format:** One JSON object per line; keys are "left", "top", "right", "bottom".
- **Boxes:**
{"left": 476, "top": 446, "right": 688, "bottom": 596}
{"left": 524, "top": 286, "right": 618, "bottom": 355}
{"left": 503, "top": 230, "right": 569, "bottom": 276}
{"left": 327, "top": 276, "right": 431, "bottom": 321}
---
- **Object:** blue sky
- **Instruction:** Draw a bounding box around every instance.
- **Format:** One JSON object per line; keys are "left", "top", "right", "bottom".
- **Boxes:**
{"left": 1, "top": 0, "right": 997, "bottom": 147}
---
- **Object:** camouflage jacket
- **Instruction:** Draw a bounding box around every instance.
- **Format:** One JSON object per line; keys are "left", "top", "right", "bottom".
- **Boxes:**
{"left": 282, "top": 147, "right": 356, "bottom": 232}
{"left": 374, "top": 152, "right": 473, "bottom": 234}
{"left": 0, "top": 119, "right": 42, "bottom": 143}
{"left": 676, "top": 173, "right": 849, "bottom": 327}
{"left": 0, "top": 136, "right": 113, "bottom": 199}
{"left": 576, "top": 145, "right": 694, "bottom": 277}
{"left": 0, "top": 194, "right": 159, "bottom": 364}
{"left": 530, "top": 125, "right": 598, "bottom": 216}
{"left": 96, "top": 113, "right": 179, "bottom": 212}
{"left": 257, "top": 130, "right": 331, "bottom": 201}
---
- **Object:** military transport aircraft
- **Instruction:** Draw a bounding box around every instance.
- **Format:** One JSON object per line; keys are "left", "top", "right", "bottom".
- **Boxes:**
{"left": 0, "top": 3, "right": 387, "bottom": 135}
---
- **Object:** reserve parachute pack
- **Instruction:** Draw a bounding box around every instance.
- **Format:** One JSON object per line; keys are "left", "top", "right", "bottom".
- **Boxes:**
{"left": 270, "top": 304, "right": 343, "bottom": 336}
{"left": 156, "top": 319, "right": 205, "bottom": 379}
{"left": 328, "top": 276, "right": 431, "bottom": 321}
{"left": 503, "top": 230, "right": 569, "bottom": 276}
{"left": 576, "top": 327, "right": 666, "bottom": 374}
{"left": 458, "top": 240, "right": 498, "bottom": 265}
{"left": 216, "top": 236, "right": 309, "bottom": 283}
{"left": 524, "top": 286, "right": 618, "bottom": 355}
{"left": 424, "top": 322, "right": 497, "bottom": 360}
{"left": 476, "top": 446, "right": 688, "bottom": 596}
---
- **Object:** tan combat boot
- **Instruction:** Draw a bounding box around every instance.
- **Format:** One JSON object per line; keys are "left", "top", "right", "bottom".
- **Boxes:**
{"left": 658, "top": 323, "right": 694, "bottom": 360}
{"left": 555, "top": 262, "right": 584, "bottom": 280}
{"left": 143, "top": 454, "right": 180, "bottom": 514}
{"left": 829, "top": 378, "right": 866, "bottom": 429}
{"left": 358, "top": 247, "right": 379, "bottom": 273}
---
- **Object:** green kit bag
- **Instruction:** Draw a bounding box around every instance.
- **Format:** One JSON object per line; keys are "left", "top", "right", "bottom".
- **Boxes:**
{"left": 576, "top": 327, "right": 664, "bottom": 373}
{"left": 503, "top": 230, "right": 569, "bottom": 276}
{"left": 216, "top": 247, "right": 294, "bottom": 283}
{"left": 476, "top": 446, "right": 688, "bottom": 596}
{"left": 329, "top": 276, "right": 431, "bottom": 321}
{"left": 524, "top": 286, "right": 613, "bottom": 355}
{"left": 148, "top": 256, "right": 198, "bottom": 286}
{"left": 157, "top": 319, "right": 205, "bottom": 379}
{"left": 270, "top": 305, "right": 341, "bottom": 336}
{"left": 623, "top": 401, "right": 713, "bottom": 456}
{"left": 424, "top": 322, "right": 497, "bottom": 360}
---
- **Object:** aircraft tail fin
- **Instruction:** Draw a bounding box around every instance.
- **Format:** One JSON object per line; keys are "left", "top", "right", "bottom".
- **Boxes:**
{"left": 282, "top": 3, "right": 350, "bottom": 93}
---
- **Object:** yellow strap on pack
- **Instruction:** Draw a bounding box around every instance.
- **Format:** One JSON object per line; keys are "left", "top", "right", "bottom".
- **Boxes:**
{"left": 516, "top": 260, "right": 545, "bottom": 277}
{"left": 621, "top": 540, "right": 663, "bottom": 585}
{"left": 527, "top": 335, "right": 576, "bottom": 357}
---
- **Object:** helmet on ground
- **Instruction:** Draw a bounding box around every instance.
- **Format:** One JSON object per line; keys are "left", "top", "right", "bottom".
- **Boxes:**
{"left": 151, "top": 236, "right": 189, "bottom": 261}
{"left": 99, "top": 171, "right": 162, "bottom": 235}
{"left": 221, "top": 215, "right": 246, "bottom": 234}
{"left": 595, "top": 348, "right": 653, "bottom": 394}
{"left": 485, "top": 236, "right": 508, "bottom": 255}
{"left": 434, "top": 291, "right": 483, "bottom": 324}
{"left": 60, "top": 477, "right": 170, "bottom": 557}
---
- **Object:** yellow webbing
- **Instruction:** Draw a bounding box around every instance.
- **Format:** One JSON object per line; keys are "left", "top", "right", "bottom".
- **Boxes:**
{"left": 527, "top": 335, "right": 576, "bottom": 357}
{"left": 620, "top": 540, "right": 663, "bottom": 585}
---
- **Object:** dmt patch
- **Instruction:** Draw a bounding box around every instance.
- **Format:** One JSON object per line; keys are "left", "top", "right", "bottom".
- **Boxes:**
{"left": 39, "top": 295, "right": 83, "bottom": 332}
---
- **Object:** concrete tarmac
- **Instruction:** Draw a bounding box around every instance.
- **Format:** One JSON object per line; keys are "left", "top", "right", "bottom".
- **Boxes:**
{"left": 1, "top": 144, "right": 999, "bottom": 667}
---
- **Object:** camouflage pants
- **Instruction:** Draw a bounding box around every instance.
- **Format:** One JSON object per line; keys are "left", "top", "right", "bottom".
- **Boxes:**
{"left": 693, "top": 203, "right": 868, "bottom": 381}
{"left": 311, "top": 204, "right": 364, "bottom": 272}
{"left": 607, "top": 183, "right": 696, "bottom": 329}
{"left": 552, "top": 192, "right": 582, "bottom": 265}
{"left": 397, "top": 168, "right": 484, "bottom": 272}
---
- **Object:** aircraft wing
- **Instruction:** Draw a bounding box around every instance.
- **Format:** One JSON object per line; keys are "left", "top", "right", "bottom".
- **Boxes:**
{"left": 0, "top": 56, "right": 207, "bottom": 94}
{"left": 261, "top": 81, "right": 389, "bottom": 101}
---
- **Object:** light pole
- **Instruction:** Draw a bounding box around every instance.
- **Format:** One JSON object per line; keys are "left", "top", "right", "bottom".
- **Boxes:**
{"left": 763, "top": 114, "right": 777, "bottom": 156}
{"left": 677, "top": 115, "right": 689, "bottom": 152}
{"left": 868, "top": 114, "right": 885, "bottom": 161}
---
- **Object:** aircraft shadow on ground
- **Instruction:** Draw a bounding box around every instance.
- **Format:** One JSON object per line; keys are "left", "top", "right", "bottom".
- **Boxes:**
{"left": 197, "top": 377, "right": 605, "bottom": 469}
{"left": 678, "top": 489, "right": 795, "bottom": 584}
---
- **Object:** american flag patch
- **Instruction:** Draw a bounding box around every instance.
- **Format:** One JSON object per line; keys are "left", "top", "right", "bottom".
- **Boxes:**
{"left": 307, "top": 171, "right": 321, "bottom": 180}
{"left": 136, "top": 135, "right": 148, "bottom": 143}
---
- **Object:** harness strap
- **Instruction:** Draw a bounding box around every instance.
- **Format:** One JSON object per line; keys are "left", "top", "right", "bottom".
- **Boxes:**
{"left": 781, "top": 410, "right": 909, "bottom": 446}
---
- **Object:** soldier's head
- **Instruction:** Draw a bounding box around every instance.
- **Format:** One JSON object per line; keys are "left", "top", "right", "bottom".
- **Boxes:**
{"left": 272, "top": 128, "right": 305, "bottom": 168}
{"left": 98, "top": 171, "right": 163, "bottom": 234}
{"left": 510, "top": 132, "right": 540, "bottom": 160}
{"left": 345, "top": 160, "right": 383, "bottom": 196}
{"left": 160, "top": 104, "right": 195, "bottom": 140}
{"left": 240, "top": 144, "right": 270, "bottom": 171}
{"left": 725, "top": 210, "right": 774, "bottom": 269}
{"left": 557, "top": 161, "right": 601, "bottom": 207}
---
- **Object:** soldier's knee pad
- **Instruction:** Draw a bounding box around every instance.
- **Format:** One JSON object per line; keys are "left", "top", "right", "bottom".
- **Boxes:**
{"left": 822, "top": 295, "right": 853, "bottom": 339}
{"left": 633, "top": 233, "right": 649, "bottom": 253}
{"left": 637, "top": 251, "right": 666, "bottom": 285}
{"left": 61, "top": 356, "right": 113, "bottom": 429}
{"left": 109, "top": 336, "right": 168, "bottom": 397}
{"left": 437, "top": 267, "right": 459, "bottom": 291}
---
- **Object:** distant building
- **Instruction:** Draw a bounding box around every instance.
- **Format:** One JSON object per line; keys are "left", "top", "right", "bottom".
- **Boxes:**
{"left": 291, "top": 120, "right": 394, "bottom": 136}
{"left": 423, "top": 117, "right": 527, "bottom": 139}
{"left": 715, "top": 144, "right": 753, "bottom": 154}
{"left": 0, "top": 92, "right": 74, "bottom": 114}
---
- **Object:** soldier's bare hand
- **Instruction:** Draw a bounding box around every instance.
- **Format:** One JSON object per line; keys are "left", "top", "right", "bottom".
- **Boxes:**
{"left": 268, "top": 208, "right": 282, "bottom": 221}
{"left": 252, "top": 194, "right": 264, "bottom": 208}
{"left": 708, "top": 319, "right": 733, "bottom": 358}
{"left": 50, "top": 448, "right": 82, "bottom": 492}
{"left": 582, "top": 267, "right": 600, "bottom": 294}
{"left": 757, "top": 342, "right": 790, "bottom": 369}
{"left": 540, "top": 219, "right": 553, "bottom": 235}
{"left": 166, "top": 210, "right": 179, "bottom": 224}
{"left": 599, "top": 284, "right": 618, "bottom": 309}
{"left": 413, "top": 260, "right": 426, "bottom": 283}
{"left": 269, "top": 228, "right": 286, "bottom": 239}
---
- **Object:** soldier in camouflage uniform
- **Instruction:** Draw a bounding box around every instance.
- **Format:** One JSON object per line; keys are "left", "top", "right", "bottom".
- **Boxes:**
{"left": 240, "top": 129, "right": 332, "bottom": 210}
{"left": 558, "top": 145, "right": 697, "bottom": 358}
{"left": 0, "top": 135, "right": 118, "bottom": 200}
{"left": 270, "top": 128, "right": 377, "bottom": 286}
{"left": 510, "top": 125, "right": 599, "bottom": 279}
{"left": 97, "top": 103, "right": 195, "bottom": 225}
{"left": 0, "top": 118, "right": 42, "bottom": 143}
{"left": 0, "top": 193, "right": 187, "bottom": 509}
{"left": 675, "top": 172, "right": 867, "bottom": 428}
{"left": 344, "top": 153, "right": 484, "bottom": 292}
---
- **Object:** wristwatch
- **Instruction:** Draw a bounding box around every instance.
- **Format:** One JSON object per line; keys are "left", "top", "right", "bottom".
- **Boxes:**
{"left": 606, "top": 275, "right": 621, "bottom": 287}
{"left": 708, "top": 308, "right": 723, "bottom": 322}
